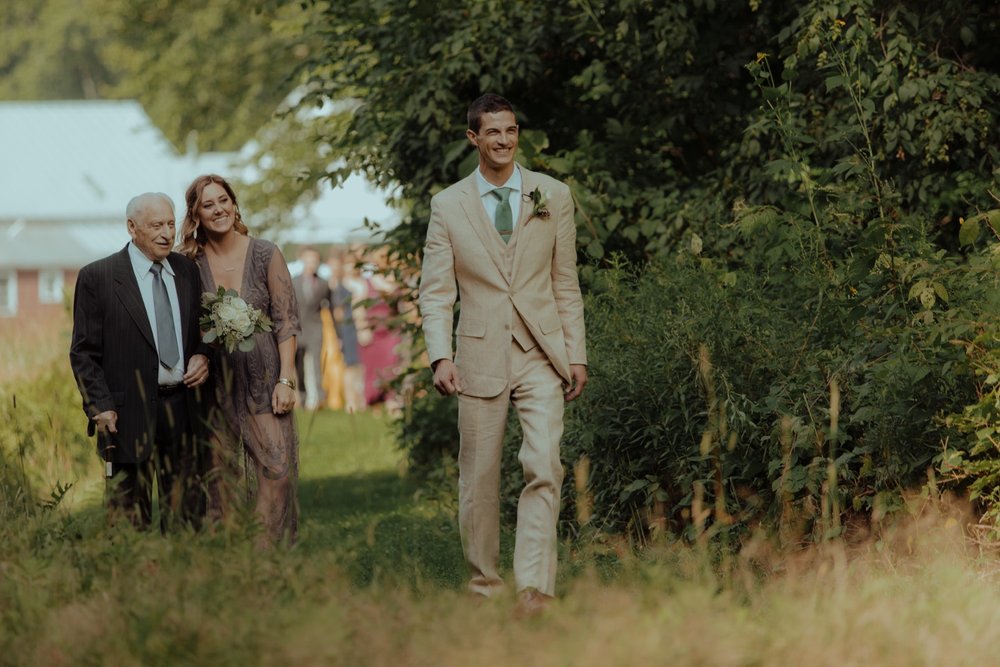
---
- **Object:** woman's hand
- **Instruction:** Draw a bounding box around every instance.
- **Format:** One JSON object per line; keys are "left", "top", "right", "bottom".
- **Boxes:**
{"left": 272, "top": 381, "right": 296, "bottom": 415}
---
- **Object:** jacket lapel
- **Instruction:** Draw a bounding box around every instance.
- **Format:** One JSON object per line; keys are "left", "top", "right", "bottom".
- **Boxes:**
{"left": 113, "top": 246, "right": 156, "bottom": 352}
{"left": 517, "top": 166, "right": 537, "bottom": 229}
{"left": 511, "top": 166, "right": 539, "bottom": 281}
{"left": 457, "top": 173, "right": 510, "bottom": 285}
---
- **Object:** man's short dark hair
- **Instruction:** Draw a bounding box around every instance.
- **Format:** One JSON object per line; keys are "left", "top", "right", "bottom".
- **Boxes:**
{"left": 467, "top": 94, "right": 515, "bottom": 133}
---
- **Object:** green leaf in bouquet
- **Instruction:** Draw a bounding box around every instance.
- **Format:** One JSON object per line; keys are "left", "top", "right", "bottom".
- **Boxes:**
{"left": 238, "top": 337, "right": 256, "bottom": 352}
{"left": 204, "top": 330, "right": 218, "bottom": 343}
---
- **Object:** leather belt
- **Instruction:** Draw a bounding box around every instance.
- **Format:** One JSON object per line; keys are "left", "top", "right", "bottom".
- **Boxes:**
{"left": 158, "top": 383, "right": 185, "bottom": 396}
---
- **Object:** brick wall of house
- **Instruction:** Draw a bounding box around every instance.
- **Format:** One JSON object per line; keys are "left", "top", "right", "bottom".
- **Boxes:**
{"left": 0, "top": 269, "right": 77, "bottom": 334}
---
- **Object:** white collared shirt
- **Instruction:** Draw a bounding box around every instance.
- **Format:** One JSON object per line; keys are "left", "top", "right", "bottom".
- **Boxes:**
{"left": 127, "top": 242, "right": 185, "bottom": 385}
{"left": 476, "top": 165, "right": 522, "bottom": 232}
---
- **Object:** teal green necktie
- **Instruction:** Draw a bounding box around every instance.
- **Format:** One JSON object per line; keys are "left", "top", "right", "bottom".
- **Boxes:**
{"left": 491, "top": 187, "right": 513, "bottom": 243}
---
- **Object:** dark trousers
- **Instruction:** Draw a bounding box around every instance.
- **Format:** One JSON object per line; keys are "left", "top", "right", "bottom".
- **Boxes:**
{"left": 106, "top": 388, "right": 204, "bottom": 531}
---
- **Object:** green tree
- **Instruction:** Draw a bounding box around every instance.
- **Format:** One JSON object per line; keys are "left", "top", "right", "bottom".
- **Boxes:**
{"left": 282, "top": 0, "right": 1000, "bottom": 537}
{"left": 104, "top": 0, "right": 316, "bottom": 151}
{"left": 295, "top": 0, "right": 796, "bottom": 267}
{"left": 0, "top": 0, "right": 120, "bottom": 99}
{"left": 0, "top": 0, "right": 316, "bottom": 152}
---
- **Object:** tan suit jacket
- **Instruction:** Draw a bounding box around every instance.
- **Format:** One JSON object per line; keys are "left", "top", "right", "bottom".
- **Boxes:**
{"left": 420, "top": 165, "right": 586, "bottom": 396}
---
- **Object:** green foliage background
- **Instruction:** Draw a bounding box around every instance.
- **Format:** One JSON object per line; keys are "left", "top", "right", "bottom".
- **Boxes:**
{"left": 301, "top": 0, "right": 1000, "bottom": 540}
{"left": 2, "top": 0, "right": 998, "bottom": 540}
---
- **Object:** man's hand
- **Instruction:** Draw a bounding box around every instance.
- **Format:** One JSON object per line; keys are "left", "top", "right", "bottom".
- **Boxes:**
{"left": 93, "top": 410, "right": 119, "bottom": 434}
{"left": 564, "top": 364, "right": 588, "bottom": 402}
{"left": 432, "top": 359, "right": 463, "bottom": 396}
{"left": 183, "top": 354, "right": 210, "bottom": 388}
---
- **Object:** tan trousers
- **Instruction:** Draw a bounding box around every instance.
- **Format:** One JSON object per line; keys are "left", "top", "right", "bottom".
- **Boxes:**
{"left": 458, "top": 342, "right": 565, "bottom": 597}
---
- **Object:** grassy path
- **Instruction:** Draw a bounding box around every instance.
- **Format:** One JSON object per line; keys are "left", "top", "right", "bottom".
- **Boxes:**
{"left": 295, "top": 409, "right": 466, "bottom": 589}
{"left": 7, "top": 401, "right": 1000, "bottom": 665}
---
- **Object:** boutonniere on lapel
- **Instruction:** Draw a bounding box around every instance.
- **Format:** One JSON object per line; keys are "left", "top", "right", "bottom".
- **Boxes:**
{"left": 525, "top": 187, "right": 551, "bottom": 220}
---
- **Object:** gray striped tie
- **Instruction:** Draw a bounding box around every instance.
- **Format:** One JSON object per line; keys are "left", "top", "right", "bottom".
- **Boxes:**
{"left": 149, "top": 262, "right": 180, "bottom": 369}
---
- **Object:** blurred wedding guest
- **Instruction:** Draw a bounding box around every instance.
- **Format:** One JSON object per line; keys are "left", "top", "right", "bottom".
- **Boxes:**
{"left": 339, "top": 250, "right": 371, "bottom": 412}
{"left": 357, "top": 254, "right": 403, "bottom": 407}
{"left": 292, "top": 246, "right": 335, "bottom": 410}
{"left": 326, "top": 250, "right": 366, "bottom": 411}
{"left": 320, "top": 303, "right": 345, "bottom": 410}
{"left": 178, "top": 174, "right": 301, "bottom": 548}
{"left": 70, "top": 192, "right": 210, "bottom": 531}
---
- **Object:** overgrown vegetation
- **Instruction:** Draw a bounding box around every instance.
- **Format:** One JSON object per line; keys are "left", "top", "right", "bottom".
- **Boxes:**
{"left": 298, "top": 0, "right": 1000, "bottom": 541}
{"left": 3, "top": 368, "right": 1000, "bottom": 665}
{"left": 4, "top": 1, "right": 1000, "bottom": 662}
{"left": 3, "top": 0, "right": 997, "bottom": 542}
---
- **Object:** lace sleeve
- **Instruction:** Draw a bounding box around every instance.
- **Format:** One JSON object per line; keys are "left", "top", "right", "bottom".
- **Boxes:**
{"left": 266, "top": 244, "right": 301, "bottom": 343}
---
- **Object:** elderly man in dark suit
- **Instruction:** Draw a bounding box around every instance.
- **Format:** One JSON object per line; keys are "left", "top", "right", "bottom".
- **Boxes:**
{"left": 70, "top": 192, "right": 211, "bottom": 529}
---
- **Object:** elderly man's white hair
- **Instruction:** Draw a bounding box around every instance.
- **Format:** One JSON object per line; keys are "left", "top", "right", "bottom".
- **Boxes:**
{"left": 125, "top": 192, "right": 175, "bottom": 221}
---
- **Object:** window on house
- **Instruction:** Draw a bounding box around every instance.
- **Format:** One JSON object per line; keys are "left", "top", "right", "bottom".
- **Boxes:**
{"left": 38, "top": 269, "right": 64, "bottom": 305}
{"left": 0, "top": 271, "right": 17, "bottom": 316}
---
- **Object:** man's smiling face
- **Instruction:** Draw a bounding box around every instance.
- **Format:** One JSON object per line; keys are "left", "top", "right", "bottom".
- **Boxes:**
{"left": 467, "top": 110, "right": 519, "bottom": 175}
{"left": 127, "top": 197, "right": 175, "bottom": 262}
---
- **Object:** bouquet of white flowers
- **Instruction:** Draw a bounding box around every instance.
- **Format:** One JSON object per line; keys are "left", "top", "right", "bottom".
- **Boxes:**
{"left": 200, "top": 287, "right": 273, "bottom": 353}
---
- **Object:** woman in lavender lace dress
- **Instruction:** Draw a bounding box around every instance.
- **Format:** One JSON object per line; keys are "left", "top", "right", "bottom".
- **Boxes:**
{"left": 178, "top": 174, "right": 300, "bottom": 547}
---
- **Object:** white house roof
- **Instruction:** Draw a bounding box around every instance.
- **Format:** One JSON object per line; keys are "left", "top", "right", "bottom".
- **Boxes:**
{"left": 0, "top": 100, "right": 223, "bottom": 221}
{"left": 0, "top": 99, "right": 397, "bottom": 269}
{"left": 0, "top": 220, "right": 130, "bottom": 270}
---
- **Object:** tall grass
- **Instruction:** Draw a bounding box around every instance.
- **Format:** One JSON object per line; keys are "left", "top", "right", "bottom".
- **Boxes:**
{"left": 0, "top": 357, "right": 100, "bottom": 513}
{"left": 4, "top": 494, "right": 998, "bottom": 666}
{"left": 0, "top": 315, "right": 69, "bottom": 385}
{"left": 3, "top": 337, "right": 1000, "bottom": 665}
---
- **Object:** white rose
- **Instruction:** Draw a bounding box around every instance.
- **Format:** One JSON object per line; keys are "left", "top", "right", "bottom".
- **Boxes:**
{"left": 216, "top": 302, "right": 240, "bottom": 323}
{"left": 233, "top": 312, "right": 254, "bottom": 337}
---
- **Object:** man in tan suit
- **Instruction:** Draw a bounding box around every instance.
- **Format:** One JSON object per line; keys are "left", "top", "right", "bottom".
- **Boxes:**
{"left": 419, "top": 94, "right": 587, "bottom": 617}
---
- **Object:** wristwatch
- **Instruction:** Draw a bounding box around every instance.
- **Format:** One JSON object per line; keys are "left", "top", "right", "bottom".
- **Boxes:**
{"left": 277, "top": 377, "right": 297, "bottom": 390}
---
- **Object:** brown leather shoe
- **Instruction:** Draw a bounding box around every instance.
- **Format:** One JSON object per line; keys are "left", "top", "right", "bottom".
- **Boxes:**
{"left": 513, "top": 588, "right": 553, "bottom": 620}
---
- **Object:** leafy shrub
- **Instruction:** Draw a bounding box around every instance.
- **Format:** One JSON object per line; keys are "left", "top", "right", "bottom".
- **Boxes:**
{"left": 386, "top": 0, "right": 1000, "bottom": 542}
{"left": 564, "top": 238, "right": 995, "bottom": 539}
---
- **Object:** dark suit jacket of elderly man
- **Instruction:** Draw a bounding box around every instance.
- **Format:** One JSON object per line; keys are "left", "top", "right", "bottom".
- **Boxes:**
{"left": 70, "top": 244, "right": 211, "bottom": 525}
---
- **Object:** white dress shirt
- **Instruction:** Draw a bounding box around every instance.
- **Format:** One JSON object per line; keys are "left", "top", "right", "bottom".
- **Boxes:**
{"left": 128, "top": 242, "right": 185, "bottom": 385}
{"left": 476, "top": 165, "right": 522, "bottom": 232}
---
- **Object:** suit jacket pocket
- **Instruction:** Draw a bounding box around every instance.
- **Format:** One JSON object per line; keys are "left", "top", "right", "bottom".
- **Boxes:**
{"left": 459, "top": 372, "right": 508, "bottom": 398}
{"left": 456, "top": 317, "right": 485, "bottom": 338}
{"left": 539, "top": 314, "right": 562, "bottom": 335}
